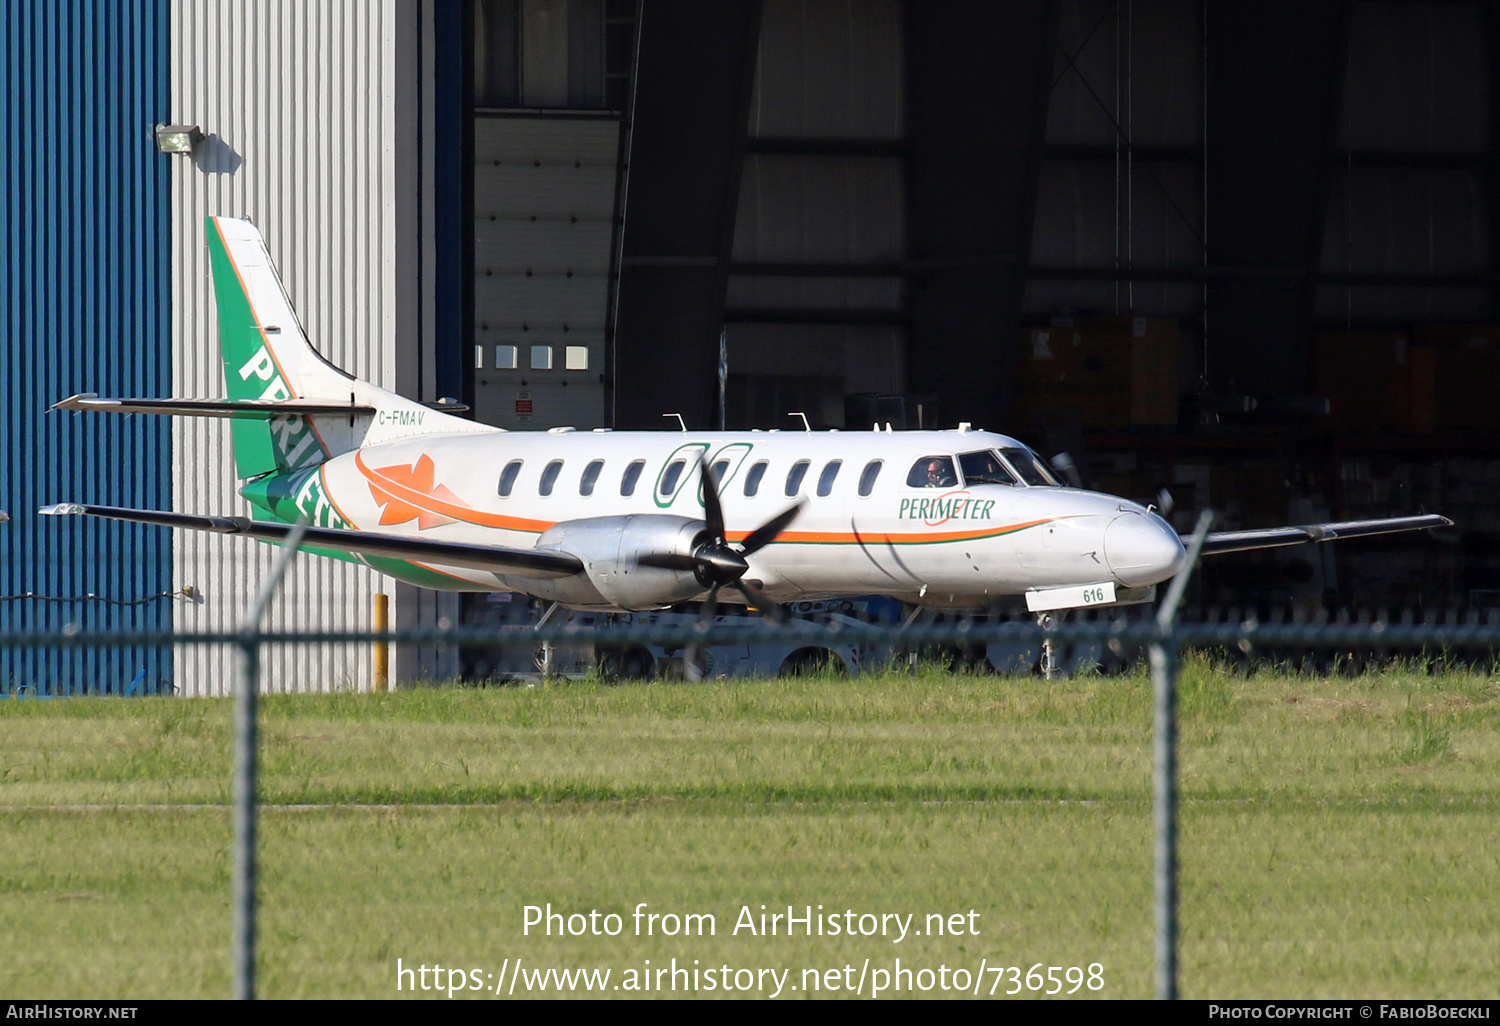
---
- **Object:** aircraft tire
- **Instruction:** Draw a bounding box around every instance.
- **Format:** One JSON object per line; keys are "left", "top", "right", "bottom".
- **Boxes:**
{"left": 596, "top": 645, "right": 655, "bottom": 683}
{"left": 779, "top": 647, "right": 846, "bottom": 677}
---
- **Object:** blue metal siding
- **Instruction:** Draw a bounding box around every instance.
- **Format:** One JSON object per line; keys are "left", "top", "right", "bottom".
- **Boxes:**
{"left": 0, "top": 0, "right": 172, "bottom": 694}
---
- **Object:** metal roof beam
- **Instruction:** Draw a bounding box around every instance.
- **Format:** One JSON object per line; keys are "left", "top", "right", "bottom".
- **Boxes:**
{"left": 1205, "top": 0, "right": 1352, "bottom": 395}
{"left": 612, "top": 0, "right": 763, "bottom": 429}
{"left": 907, "top": 0, "right": 1058, "bottom": 429}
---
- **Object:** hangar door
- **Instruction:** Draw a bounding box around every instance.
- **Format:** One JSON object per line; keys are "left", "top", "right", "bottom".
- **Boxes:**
{"left": 473, "top": 115, "right": 619, "bottom": 429}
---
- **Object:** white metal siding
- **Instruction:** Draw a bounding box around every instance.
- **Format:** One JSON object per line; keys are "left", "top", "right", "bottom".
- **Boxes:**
{"left": 472, "top": 116, "right": 618, "bottom": 430}
{"left": 169, "top": 0, "right": 417, "bottom": 694}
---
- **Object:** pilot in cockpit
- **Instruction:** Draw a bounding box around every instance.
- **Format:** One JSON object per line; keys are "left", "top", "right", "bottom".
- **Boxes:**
{"left": 924, "top": 459, "right": 955, "bottom": 487}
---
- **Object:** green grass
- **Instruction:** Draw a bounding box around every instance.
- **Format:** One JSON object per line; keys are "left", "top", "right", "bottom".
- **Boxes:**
{"left": 2, "top": 660, "right": 1498, "bottom": 998}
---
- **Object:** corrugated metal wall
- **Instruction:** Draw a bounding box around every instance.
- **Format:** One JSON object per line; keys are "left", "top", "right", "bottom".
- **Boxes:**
{"left": 726, "top": 0, "right": 908, "bottom": 427}
{"left": 0, "top": 0, "right": 174, "bottom": 694}
{"left": 1028, "top": 0, "right": 1205, "bottom": 319}
{"left": 170, "top": 0, "right": 444, "bottom": 695}
{"left": 472, "top": 115, "right": 617, "bottom": 430}
{"left": 1319, "top": 1, "right": 1492, "bottom": 322}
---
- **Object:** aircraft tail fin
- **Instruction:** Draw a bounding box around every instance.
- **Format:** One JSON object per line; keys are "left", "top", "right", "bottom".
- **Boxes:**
{"left": 205, "top": 216, "right": 478, "bottom": 479}
{"left": 206, "top": 215, "right": 362, "bottom": 479}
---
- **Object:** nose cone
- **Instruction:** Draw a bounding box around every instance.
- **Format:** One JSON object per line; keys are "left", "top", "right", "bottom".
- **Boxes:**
{"left": 1104, "top": 512, "right": 1186, "bottom": 587}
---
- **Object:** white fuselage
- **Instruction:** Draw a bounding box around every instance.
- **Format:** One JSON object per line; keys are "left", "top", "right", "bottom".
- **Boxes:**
{"left": 292, "top": 427, "right": 1187, "bottom": 609}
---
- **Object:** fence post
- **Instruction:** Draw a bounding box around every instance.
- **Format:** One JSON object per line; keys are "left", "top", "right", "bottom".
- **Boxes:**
{"left": 1150, "top": 511, "right": 1213, "bottom": 1001}
{"left": 233, "top": 517, "right": 311, "bottom": 1001}
{"left": 232, "top": 635, "right": 260, "bottom": 1002}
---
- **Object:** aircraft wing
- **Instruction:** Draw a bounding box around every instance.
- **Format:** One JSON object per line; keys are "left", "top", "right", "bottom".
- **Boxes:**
{"left": 1193, "top": 513, "right": 1453, "bottom": 556}
{"left": 38, "top": 503, "right": 582, "bottom": 579}
{"left": 53, "top": 394, "right": 376, "bottom": 418}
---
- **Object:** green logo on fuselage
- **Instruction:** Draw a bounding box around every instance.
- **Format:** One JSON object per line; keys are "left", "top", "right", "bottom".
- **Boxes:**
{"left": 898, "top": 491, "right": 996, "bottom": 527}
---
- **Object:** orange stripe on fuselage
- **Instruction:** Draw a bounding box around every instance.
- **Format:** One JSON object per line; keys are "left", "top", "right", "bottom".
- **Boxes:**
{"left": 353, "top": 451, "right": 1061, "bottom": 546}
{"left": 725, "top": 518, "right": 1058, "bottom": 545}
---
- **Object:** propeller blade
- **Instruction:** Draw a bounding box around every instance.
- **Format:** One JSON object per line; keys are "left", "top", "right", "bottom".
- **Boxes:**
{"left": 697, "top": 454, "right": 725, "bottom": 542}
{"left": 1156, "top": 488, "right": 1176, "bottom": 517}
{"left": 637, "top": 553, "right": 700, "bottom": 572}
{"left": 1051, "top": 451, "right": 1083, "bottom": 489}
{"left": 684, "top": 584, "right": 721, "bottom": 683}
{"left": 737, "top": 501, "right": 804, "bottom": 556}
{"left": 732, "top": 580, "right": 785, "bottom": 625}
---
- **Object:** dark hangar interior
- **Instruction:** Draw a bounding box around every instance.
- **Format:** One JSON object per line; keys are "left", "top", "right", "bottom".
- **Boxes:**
{"left": 469, "top": 0, "right": 1500, "bottom": 615}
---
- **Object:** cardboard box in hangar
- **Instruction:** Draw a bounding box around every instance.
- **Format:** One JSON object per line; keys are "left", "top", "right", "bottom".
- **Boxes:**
{"left": 1412, "top": 325, "right": 1500, "bottom": 432}
{"left": 1311, "top": 331, "right": 1434, "bottom": 432}
{"left": 1314, "top": 326, "right": 1500, "bottom": 434}
{"left": 1013, "top": 316, "right": 1180, "bottom": 430}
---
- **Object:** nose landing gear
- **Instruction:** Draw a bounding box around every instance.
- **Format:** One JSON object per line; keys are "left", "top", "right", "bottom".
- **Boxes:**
{"left": 1037, "top": 612, "right": 1061, "bottom": 680}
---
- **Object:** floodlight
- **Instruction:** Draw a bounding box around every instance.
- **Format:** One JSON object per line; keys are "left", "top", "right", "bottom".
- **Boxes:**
{"left": 154, "top": 124, "right": 203, "bottom": 154}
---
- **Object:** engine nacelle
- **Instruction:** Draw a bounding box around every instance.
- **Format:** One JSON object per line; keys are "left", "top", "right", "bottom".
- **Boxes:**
{"left": 513, "top": 514, "right": 707, "bottom": 611}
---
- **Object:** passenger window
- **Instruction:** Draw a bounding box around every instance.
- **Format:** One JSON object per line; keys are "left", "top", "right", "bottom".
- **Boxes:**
{"left": 711, "top": 459, "right": 730, "bottom": 484}
{"left": 959, "top": 450, "right": 1018, "bottom": 486}
{"left": 858, "top": 460, "right": 882, "bottom": 497}
{"left": 785, "top": 460, "right": 810, "bottom": 497}
{"left": 580, "top": 459, "right": 604, "bottom": 496}
{"left": 817, "top": 460, "right": 841, "bottom": 497}
{"left": 744, "top": 460, "right": 768, "bottom": 497}
{"left": 539, "top": 460, "right": 563, "bottom": 496}
{"left": 906, "top": 456, "right": 957, "bottom": 488}
{"left": 621, "top": 459, "right": 646, "bottom": 497}
{"left": 660, "top": 459, "right": 686, "bottom": 497}
{"left": 498, "top": 460, "right": 522, "bottom": 497}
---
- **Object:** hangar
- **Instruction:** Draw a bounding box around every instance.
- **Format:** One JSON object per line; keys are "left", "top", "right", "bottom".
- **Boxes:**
{"left": 2, "top": 0, "right": 1496, "bottom": 692}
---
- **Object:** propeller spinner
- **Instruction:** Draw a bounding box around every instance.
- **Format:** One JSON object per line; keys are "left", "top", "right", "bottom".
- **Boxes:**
{"left": 638, "top": 455, "right": 803, "bottom": 624}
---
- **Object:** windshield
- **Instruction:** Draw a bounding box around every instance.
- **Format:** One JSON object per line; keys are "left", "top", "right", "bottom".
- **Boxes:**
{"left": 959, "top": 450, "right": 1018, "bottom": 486}
{"left": 999, "top": 447, "right": 1059, "bottom": 487}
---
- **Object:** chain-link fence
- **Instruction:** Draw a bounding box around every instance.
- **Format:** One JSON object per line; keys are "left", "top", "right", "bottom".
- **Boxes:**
{"left": 5, "top": 613, "right": 1499, "bottom": 999}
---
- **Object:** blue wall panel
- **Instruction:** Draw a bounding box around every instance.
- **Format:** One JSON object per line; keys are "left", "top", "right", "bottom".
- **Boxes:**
{"left": 0, "top": 0, "right": 172, "bottom": 694}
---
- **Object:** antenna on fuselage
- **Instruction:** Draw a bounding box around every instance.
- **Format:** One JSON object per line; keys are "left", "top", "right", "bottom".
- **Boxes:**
{"left": 789, "top": 411, "right": 811, "bottom": 432}
{"left": 663, "top": 413, "right": 687, "bottom": 432}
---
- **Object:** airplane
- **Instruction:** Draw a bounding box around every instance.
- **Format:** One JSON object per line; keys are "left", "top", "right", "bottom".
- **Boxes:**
{"left": 39, "top": 216, "right": 1450, "bottom": 632}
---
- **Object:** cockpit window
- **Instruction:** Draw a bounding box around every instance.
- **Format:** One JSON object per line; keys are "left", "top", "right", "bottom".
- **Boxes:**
{"left": 1000, "top": 447, "right": 1060, "bottom": 487}
{"left": 907, "top": 456, "right": 958, "bottom": 488}
{"left": 711, "top": 459, "right": 730, "bottom": 484}
{"left": 857, "top": 460, "right": 882, "bottom": 497}
{"left": 959, "top": 450, "right": 1018, "bottom": 486}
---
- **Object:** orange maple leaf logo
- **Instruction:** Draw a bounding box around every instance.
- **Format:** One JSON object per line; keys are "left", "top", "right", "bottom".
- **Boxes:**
{"left": 366, "top": 453, "right": 464, "bottom": 529}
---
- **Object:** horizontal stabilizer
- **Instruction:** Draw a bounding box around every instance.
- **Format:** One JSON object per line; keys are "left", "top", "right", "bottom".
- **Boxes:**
{"left": 38, "top": 503, "right": 582, "bottom": 580}
{"left": 1195, "top": 514, "right": 1453, "bottom": 556}
{"left": 53, "top": 393, "right": 375, "bottom": 419}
